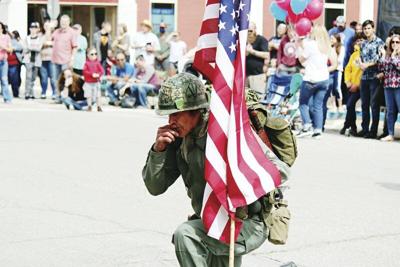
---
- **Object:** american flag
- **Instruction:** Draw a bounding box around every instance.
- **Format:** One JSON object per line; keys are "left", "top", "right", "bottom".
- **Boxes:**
{"left": 194, "top": 0, "right": 282, "bottom": 243}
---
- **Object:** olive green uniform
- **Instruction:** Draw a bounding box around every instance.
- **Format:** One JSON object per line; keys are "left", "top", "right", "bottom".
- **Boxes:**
{"left": 142, "top": 118, "right": 290, "bottom": 267}
{"left": 142, "top": 73, "right": 290, "bottom": 267}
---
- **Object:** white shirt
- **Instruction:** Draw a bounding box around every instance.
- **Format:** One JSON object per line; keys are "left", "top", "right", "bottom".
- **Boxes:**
{"left": 298, "top": 39, "right": 329, "bottom": 83}
{"left": 132, "top": 31, "right": 160, "bottom": 65}
{"left": 169, "top": 40, "right": 187, "bottom": 63}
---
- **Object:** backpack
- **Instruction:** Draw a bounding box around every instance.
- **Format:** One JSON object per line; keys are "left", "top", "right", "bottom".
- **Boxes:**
{"left": 246, "top": 89, "right": 298, "bottom": 167}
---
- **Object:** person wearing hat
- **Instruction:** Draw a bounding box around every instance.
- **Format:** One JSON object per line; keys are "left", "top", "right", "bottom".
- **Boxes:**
{"left": 142, "top": 72, "right": 290, "bottom": 266}
{"left": 23, "top": 21, "right": 43, "bottom": 99}
{"left": 132, "top": 20, "right": 160, "bottom": 66}
{"left": 155, "top": 22, "right": 170, "bottom": 71}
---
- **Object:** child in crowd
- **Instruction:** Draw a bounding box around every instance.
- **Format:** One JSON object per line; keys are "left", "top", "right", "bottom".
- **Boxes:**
{"left": 83, "top": 48, "right": 104, "bottom": 112}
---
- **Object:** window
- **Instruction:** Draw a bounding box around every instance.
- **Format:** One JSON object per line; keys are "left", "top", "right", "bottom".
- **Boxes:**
{"left": 151, "top": 2, "right": 175, "bottom": 33}
{"left": 324, "top": 0, "right": 346, "bottom": 30}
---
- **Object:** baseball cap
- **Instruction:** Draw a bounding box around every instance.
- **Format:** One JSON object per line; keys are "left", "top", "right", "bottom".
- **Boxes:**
{"left": 336, "top": 16, "right": 346, "bottom": 26}
{"left": 159, "top": 22, "right": 167, "bottom": 28}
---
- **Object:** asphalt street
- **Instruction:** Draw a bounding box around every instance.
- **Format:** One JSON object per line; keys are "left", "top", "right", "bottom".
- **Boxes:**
{"left": 1, "top": 99, "right": 399, "bottom": 267}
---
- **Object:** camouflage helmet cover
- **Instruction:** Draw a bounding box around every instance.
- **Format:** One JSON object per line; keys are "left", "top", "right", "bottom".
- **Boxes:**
{"left": 156, "top": 73, "right": 209, "bottom": 115}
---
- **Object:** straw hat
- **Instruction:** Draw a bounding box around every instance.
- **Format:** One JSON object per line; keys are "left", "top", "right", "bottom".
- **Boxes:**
{"left": 141, "top": 20, "right": 153, "bottom": 30}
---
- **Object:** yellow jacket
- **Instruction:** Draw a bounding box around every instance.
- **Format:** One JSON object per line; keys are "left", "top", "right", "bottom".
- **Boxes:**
{"left": 344, "top": 48, "right": 362, "bottom": 87}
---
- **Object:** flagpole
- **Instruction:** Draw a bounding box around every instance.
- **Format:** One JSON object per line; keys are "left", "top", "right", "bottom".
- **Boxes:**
{"left": 229, "top": 215, "right": 235, "bottom": 267}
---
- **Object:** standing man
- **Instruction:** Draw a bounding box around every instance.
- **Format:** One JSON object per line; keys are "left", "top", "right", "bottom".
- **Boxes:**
{"left": 132, "top": 20, "right": 160, "bottom": 66}
{"left": 358, "top": 20, "right": 385, "bottom": 139}
{"left": 245, "top": 22, "right": 269, "bottom": 93}
{"left": 155, "top": 22, "right": 170, "bottom": 71}
{"left": 52, "top": 15, "right": 78, "bottom": 99}
{"left": 72, "top": 24, "right": 88, "bottom": 76}
{"left": 93, "top": 22, "right": 112, "bottom": 70}
{"left": 142, "top": 73, "right": 289, "bottom": 267}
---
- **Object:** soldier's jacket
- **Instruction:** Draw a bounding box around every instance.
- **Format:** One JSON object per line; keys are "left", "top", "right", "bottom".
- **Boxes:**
{"left": 142, "top": 115, "right": 290, "bottom": 217}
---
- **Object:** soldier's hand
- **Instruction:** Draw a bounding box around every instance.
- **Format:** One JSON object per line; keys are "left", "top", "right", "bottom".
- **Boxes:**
{"left": 153, "top": 125, "right": 179, "bottom": 152}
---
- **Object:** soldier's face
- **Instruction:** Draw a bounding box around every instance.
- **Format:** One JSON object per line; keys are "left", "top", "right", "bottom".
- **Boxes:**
{"left": 168, "top": 111, "right": 201, "bottom": 137}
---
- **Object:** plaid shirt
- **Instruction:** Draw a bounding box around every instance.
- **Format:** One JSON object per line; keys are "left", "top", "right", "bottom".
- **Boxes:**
{"left": 379, "top": 56, "right": 400, "bottom": 88}
{"left": 360, "top": 36, "right": 385, "bottom": 80}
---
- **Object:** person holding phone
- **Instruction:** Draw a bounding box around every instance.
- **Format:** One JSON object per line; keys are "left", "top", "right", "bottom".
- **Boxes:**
{"left": 131, "top": 20, "right": 160, "bottom": 66}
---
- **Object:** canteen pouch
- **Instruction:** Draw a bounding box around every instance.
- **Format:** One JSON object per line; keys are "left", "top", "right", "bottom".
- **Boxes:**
{"left": 265, "top": 200, "right": 291, "bottom": 245}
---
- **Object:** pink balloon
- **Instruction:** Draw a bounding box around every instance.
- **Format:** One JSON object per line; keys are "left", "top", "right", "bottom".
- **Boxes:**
{"left": 295, "top": 17, "right": 312, "bottom": 36}
{"left": 275, "top": 0, "right": 291, "bottom": 11}
{"left": 304, "top": 0, "right": 323, "bottom": 20}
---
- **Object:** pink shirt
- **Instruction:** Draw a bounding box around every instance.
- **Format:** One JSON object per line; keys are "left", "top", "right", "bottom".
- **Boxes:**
{"left": 51, "top": 27, "right": 77, "bottom": 65}
{"left": 0, "top": 34, "right": 11, "bottom": 61}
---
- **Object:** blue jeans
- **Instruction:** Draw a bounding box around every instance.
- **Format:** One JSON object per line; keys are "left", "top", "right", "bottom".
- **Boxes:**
{"left": 130, "top": 83, "right": 155, "bottom": 107}
{"left": 344, "top": 91, "right": 361, "bottom": 128}
{"left": 53, "top": 63, "right": 68, "bottom": 96}
{"left": 299, "top": 80, "right": 329, "bottom": 133}
{"left": 0, "top": 60, "right": 12, "bottom": 102}
{"left": 360, "top": 78, "right": 380, "bottom": 134}
{"left": 62, "top": 96, "right": 88, "bottom": 110}
{"left": 384, "top": 87, "right": 400, "bottom": 136}
{"left": 8, "top": 64, "right": 21, "bottom": 97}
{"left": 40, "top": 61, "right": 56, "bottom": 96}
{"left": 106, "top": 82, "right": 126, "bottom": 103}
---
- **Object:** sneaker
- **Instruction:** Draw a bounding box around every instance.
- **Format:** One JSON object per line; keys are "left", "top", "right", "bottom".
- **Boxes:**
{"left": 378, "top": 133, "right": 388, "bottom": 139}
{"left": 380, "top": 135, "right": 394, "bottom": 142}
{"left": 41, "top": 94, "right": 46, "bottom": 99}
{"left": 312, "top": 133, "right": 322, "bottom": 139}
{"left": 296, "top": 128, "right": 313, "bottom": 138}
{"left": 97, "top": 106, "right": 103, "bottom": 112}
{"left": 88, "top": 106, "right": 92, "bottom": 112}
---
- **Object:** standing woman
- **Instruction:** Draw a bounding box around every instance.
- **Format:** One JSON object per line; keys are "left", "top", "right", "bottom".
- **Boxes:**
{"left": 0, "top": 22, "right": 13, "bottom": 103}
{"left": 296, "top": 25, "right": 338, "bottom": 138}
{"left": 8, "top": 30, "right": 23, "bottom": 98}
{"left": 378, "top": 34, "right": 400, "bottom": 141}
{"left": 72, "top": 24, "right": 88, "bottom": 76}
{"left": 112, "top": 23, "right": 130, "bottom": 62}
{"left": 40, "top": 21, "right": 56, "bottom": 99}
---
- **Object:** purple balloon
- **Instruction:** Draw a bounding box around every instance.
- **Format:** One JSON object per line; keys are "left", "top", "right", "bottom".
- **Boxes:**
{"left": 295, "top": 17, "right": 312, "bottom": 36}
{"left": 304, "top": 0, "right": 323, "bottom": 20}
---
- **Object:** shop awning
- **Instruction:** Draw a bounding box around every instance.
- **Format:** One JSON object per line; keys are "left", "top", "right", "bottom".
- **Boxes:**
{"left": 27, "top": 0, "right": 118, "bottom": 6}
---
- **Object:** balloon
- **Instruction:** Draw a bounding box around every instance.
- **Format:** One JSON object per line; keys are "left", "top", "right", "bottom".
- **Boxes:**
{"left": 290, "top": 0, "right": 310, "bottom": 15}
{"left": 295, "top": 17, "right": 312, "bottom": 36}
{"left": 270, "top": 2, "right": 288, "bottom": 22}
{"left": 275, "top": 0, "right": 291, "bottom": 11}
{"left": 304, "top": 0, "right": 323, "bottom": 20}
{"left": 286, "top": 7, "right": 304, "bottom": 24}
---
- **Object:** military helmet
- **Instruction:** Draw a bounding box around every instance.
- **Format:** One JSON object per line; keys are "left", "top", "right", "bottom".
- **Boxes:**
{"left": 156, "top": 73, "right": 209, "bottom": 115}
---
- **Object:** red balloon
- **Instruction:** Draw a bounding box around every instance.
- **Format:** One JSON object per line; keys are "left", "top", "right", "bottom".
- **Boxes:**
{"left": 275, "top": 0, "right": 291, "bottom": 11}
{"left": 287, "top": 8, "right": 304, "bottom": 24}
{"left": 304, "top": 0, "right": 323, "bottom": 20}
{"left": 295, "top": 17, "right": 312, "bottom": 36}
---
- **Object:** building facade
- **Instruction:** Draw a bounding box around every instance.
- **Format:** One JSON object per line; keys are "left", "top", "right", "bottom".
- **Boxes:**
{"left": 1, "top": 0, "right": 380, "bottom": 49}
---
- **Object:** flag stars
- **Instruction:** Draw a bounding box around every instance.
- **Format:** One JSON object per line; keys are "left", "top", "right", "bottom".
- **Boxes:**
{"left": 230, "top": 25, "right": 237, "bottom": 36}
{"left": 219, "top": 4, "right": 227, "bottom": 14}
{"left": 218, "top": 20, "right": 226, "bottom": 31}
{"left": 239, "top": 1, "right": 246, "bottom": 11}
{"left": 229, "top": 42, "right": 236, "bottom": 53}
{"left": 230, "top": 9, "right": 236, "bottom": 20}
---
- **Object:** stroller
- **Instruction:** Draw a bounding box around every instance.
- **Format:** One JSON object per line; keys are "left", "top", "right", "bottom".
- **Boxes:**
{"left": 261, "top": 73, "right": 303, "bottom": 125}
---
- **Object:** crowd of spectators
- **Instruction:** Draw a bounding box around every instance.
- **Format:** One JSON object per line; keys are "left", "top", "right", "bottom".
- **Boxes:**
{"left": 0, "top": 15, "right": 399, "bottom": 141}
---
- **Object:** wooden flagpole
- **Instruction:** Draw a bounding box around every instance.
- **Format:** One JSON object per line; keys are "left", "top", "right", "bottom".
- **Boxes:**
{"left": 229, "top": 215, "right": 235, "bottom": 267}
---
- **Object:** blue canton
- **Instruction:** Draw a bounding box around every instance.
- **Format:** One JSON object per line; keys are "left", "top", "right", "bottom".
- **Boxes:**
{"left": 218, "top": 0, "right": 251, "bottom": 62}
{"left": 360, "top": 36, "right": 385, "bottom": 80}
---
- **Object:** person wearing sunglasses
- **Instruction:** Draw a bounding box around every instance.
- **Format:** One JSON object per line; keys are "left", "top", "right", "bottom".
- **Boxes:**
{"left": 106, "top": 52, "right": 135, "bottom": 106}
{"left": 377, "top": 34, "right": 400, "bottom": 141}
{"left": 82, "top": 48, "right": 104, "bottom": 112}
